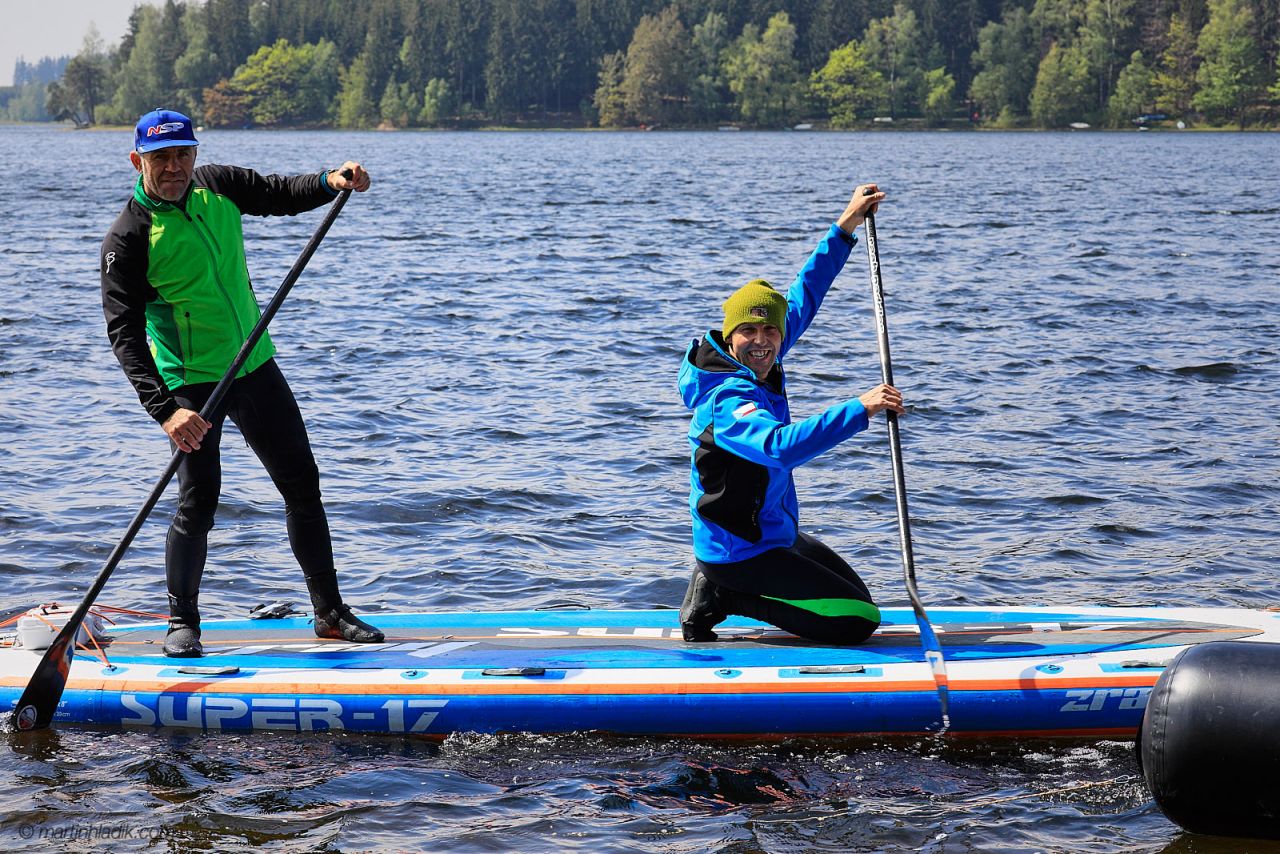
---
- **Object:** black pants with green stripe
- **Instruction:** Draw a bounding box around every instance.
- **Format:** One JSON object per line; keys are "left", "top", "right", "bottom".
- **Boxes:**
{"left": 698, "top": 533, "right": 880, "bottom": 645}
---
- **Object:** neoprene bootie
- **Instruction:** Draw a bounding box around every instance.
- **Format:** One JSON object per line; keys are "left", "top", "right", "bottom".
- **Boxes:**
{"left": 164, "top": 595, "right": 203, "bottom": 657}
{"left": 164, "top": 527, "right": 206, "bottom": 657}
{"left": 680, "top": 568, "right": 727, "bottom": 642}
{"left": 313, "top": 604, "right": 384, "bottom": 643}
{"left": 306, "top": 571, "right": 383, "bottom": 642}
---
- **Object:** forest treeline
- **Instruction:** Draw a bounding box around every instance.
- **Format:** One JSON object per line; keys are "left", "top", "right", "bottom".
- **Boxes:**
{"left": 4, "top": 0, "right": 1279, "bottom": 130}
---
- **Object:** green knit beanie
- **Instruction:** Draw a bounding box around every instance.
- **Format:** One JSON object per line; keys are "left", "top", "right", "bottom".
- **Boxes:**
{"left": 722, "top": 279, "right": 786, "bottom": 339}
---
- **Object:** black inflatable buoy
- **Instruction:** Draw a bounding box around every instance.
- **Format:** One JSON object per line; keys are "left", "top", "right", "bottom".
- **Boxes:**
{"left": 1139, "top": 640, "right": 1280, "bottom": 839}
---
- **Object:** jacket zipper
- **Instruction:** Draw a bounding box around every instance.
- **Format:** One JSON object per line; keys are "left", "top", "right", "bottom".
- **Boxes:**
{"left": 180, "top": 208, "right": 249, "bottom": 342}
{"left": 183, "top": 311, "right": 193, "bottom": 381}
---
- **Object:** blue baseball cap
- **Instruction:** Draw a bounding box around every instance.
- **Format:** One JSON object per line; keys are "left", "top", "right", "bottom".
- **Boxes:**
{"left": 134, "top": 109, "right": 199, "bottom": 153}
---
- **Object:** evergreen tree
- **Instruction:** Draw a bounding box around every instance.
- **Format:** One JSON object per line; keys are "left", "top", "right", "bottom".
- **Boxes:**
{"left": 444, "top": 0, "right": 489, "bottom": 114}
{"left": 302, "top": 39, "right": 343, "bottom": 122}
{"left": 404, "top": 81, "right": 425, "bottom": 125}
{"left": 396, "top": 22, "right": 431, "bottom": 97}
{"left": 1031, "top": 0, "right": 1083, "bottom": 49}
{"left": 724, "top": 12, "right": 805, "bottom": 126}
{"left": 14, "top": 56, "right": 69, "bottom": 86}
{"left": 337, "top": 53, "right": 377, "bottom": 128}
{"left": 1107, "top": 49, "right": 1156, "bottom": 124}
{"left": 1154, "top": 14, "right": 1201, "bottom": 116}
{"left": 911, "top": 0, "right": 1002, "bottom": 96}
{"left": 796, "top": 0, "right": 884, "bottom": 74}
{"left": 864, "top": 3, "right": 925, "bottom": 117}
{"left": 811, "top": 39, "right": 888, "bottom": 126}
{"left": 689, "top": 11, "right": 730, "bottom": 122}
{"left": 420, "top": 78, "right": 454, "bottom": 125}
{"left": 1077, "top": 0, "right": 1137, "bottom": 112}
{"left": 6, "top": 81, "right": 53, "bottom": 121}
{"left": 205, "top": 0, "right": 254, "bottom": 80}
{"left": 921, "top": 65, "right": 957, "bottom": 123}
{"left": 361, "top": 0, "right": 403, "bottom": 118}
{"left": 155, "top": 0, "right": 188, "bottom": 96}
{"left": 593, "top": 51, "right": 628, "bottom": 127}
{"left": 380, "top": 77, "right": 410, "bottom": 128}
{"left": 969, "top": 7, "right": 1038, "bottom": 122}
{"left": 49, "top": 27, "right": 109, "bottom": 126}
{"left": 105, "top": 5, "right": 183, "bottom": 124}
{"left": 174, "top": 9, "right": 221, "bottom": 118}
{"left": 621, "top": 6, "right": 691, "bottom": 126}
{"left": 533, "top": 0, "right": 580, "bottom": 114}
{"left": 485, "top": 0, "right": 542, "bottom": 120}
{"left": 228, "top": 39, "right": 341, "bottom": 126}
{"left": 1030, "top": 41, "right": 1093, "bottom": 125}
{"left": 1193, "top": 0, "right": 1265, "bottom": 126}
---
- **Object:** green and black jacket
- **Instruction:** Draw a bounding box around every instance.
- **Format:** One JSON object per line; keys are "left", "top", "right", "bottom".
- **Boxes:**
{"left": 101, "top": 164, "right": 337, "bottom": 423}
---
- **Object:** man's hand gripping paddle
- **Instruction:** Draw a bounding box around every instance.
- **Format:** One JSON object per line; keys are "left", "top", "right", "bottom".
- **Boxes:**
{"left": 10, "top": 171, "right": 356, "bottom": 732}
{"left": 862, "top": 186, "right": 951, "bottom": 732}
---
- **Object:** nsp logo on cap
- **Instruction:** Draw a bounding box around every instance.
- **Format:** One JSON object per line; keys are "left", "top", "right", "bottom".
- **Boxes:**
{"left": 135, "top": 109, "right": 199, "bottom": 153}
{"left": 147, "top": 122, "right": 187, "bottom": 137}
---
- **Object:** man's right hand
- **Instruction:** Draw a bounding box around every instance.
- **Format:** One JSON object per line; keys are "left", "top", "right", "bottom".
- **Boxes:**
{"left": 164, "top": 408, "right": 211, "bottom": 452}
{"left": 858, "top": 384, "right": 904, "bottom": 418}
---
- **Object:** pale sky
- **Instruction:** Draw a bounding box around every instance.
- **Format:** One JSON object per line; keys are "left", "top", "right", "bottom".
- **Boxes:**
{"left": 1, "top": 0, "right": 163, "bottom": 86}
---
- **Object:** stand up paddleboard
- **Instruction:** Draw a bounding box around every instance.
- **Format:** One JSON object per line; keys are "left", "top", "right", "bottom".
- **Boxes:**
{"left": 3, "top": 605, "right": 1278, "bottom": 738}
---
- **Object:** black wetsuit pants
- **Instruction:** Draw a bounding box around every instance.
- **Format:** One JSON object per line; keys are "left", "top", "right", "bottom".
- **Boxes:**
{"left": 697, "top": 533, "right": 881, "bottom": 645}
{"left": 166, "top": 359, "right": 341, "bottom": 612}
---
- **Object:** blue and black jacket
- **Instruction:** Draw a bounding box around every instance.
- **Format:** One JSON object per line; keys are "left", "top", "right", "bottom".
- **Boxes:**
{"left": 678, "top": 224, "right": 871, "bottom": 564}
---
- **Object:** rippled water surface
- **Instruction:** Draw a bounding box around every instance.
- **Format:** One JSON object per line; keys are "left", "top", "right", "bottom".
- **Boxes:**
{"left": 1, "top": 124, "right": 1278, "bottom": 851}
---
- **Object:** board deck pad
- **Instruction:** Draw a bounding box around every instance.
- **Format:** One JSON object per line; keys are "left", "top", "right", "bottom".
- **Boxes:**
{"left": 101, "top": 612, "right": 1263, "bottom": 667}
{"left": 4, "top": 606, "right": 1278, "bottom": 738}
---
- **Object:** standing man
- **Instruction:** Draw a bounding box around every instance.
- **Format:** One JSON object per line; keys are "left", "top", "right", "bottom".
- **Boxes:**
{"left": 677, "top": 183, "right": 902, "bottom": 645}
{"left": 101, "top": 109, "right": 383, "bottom": 657}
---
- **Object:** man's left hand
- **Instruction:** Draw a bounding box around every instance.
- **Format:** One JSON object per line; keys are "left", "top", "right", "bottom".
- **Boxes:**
{"left": 858, "top": 383, "right": 904, "bottom": 418}
{"left": 836, "top": 183, "right": 885, "bottom": 232}
{"left": 328, "top": 162, "right": 371, "bottom": 192}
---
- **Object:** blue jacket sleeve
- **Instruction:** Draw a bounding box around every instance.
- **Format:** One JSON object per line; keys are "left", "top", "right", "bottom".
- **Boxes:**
{"left": 710, "top": 388, "right": 870, "bottom": 471}
{"left": 780, "top": 224, "right": 856, "bottom": 358}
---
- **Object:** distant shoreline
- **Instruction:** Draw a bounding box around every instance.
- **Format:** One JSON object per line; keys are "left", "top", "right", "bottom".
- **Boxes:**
{"left": 5, "top": 120, "right": 1275, "bottom": 133}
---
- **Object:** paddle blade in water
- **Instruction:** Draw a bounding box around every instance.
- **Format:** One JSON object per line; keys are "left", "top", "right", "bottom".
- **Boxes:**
{"left": 11, "top": 624, "right": 76, "bottom": 731}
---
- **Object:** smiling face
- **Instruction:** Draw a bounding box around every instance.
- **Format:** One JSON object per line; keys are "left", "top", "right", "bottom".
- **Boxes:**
{"left": 727, "top": 322, "right": 783, "bottom": 380}
{"left": 130, "top": 145, "right": 197, "bottom": 203}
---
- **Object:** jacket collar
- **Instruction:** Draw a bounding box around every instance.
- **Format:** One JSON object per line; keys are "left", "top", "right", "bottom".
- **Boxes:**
{"left": 695, "top": 331, "right": 784, "bottom": 393}
{"left": 132, "top": 173, "right": 193, "bottom": 212}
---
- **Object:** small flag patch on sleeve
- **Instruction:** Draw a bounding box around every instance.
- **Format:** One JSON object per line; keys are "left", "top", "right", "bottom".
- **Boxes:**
{"left": 733, "top": 402, "right": 758, "bottom": 419}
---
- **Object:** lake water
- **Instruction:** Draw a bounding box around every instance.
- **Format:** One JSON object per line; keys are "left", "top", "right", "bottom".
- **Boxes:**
{"left": 1, "top": 123, "right": 1277, "bottom": 852}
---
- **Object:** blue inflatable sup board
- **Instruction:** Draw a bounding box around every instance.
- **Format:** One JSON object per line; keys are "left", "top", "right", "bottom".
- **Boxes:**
{"left": 4, "top": 605, "right": 1277, "bottom": 738}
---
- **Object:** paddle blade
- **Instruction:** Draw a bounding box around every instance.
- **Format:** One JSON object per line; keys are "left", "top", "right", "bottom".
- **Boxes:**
{"left": 10, "top": 624, "right": 78, "bottom": 731}
{"left": 917, "top": 617, "right": 952, "bottom": 732}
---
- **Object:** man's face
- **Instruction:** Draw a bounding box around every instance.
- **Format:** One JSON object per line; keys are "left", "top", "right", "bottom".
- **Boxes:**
{"left": 727, "top": 323, "right": 783, "bottom": 380}
{"left": 131, "top": 146, "right": 197, "bottom": 202}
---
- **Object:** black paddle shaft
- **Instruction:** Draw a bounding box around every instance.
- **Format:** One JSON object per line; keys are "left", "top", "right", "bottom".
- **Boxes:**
{"left": 11, "top": 171, "right": 355, "bottom": 732}
{"left": 862, "top": 188, "right": 951, "bottom": 729}
{"left": 862, "top": 200, "right": 916, "bottom": 580}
